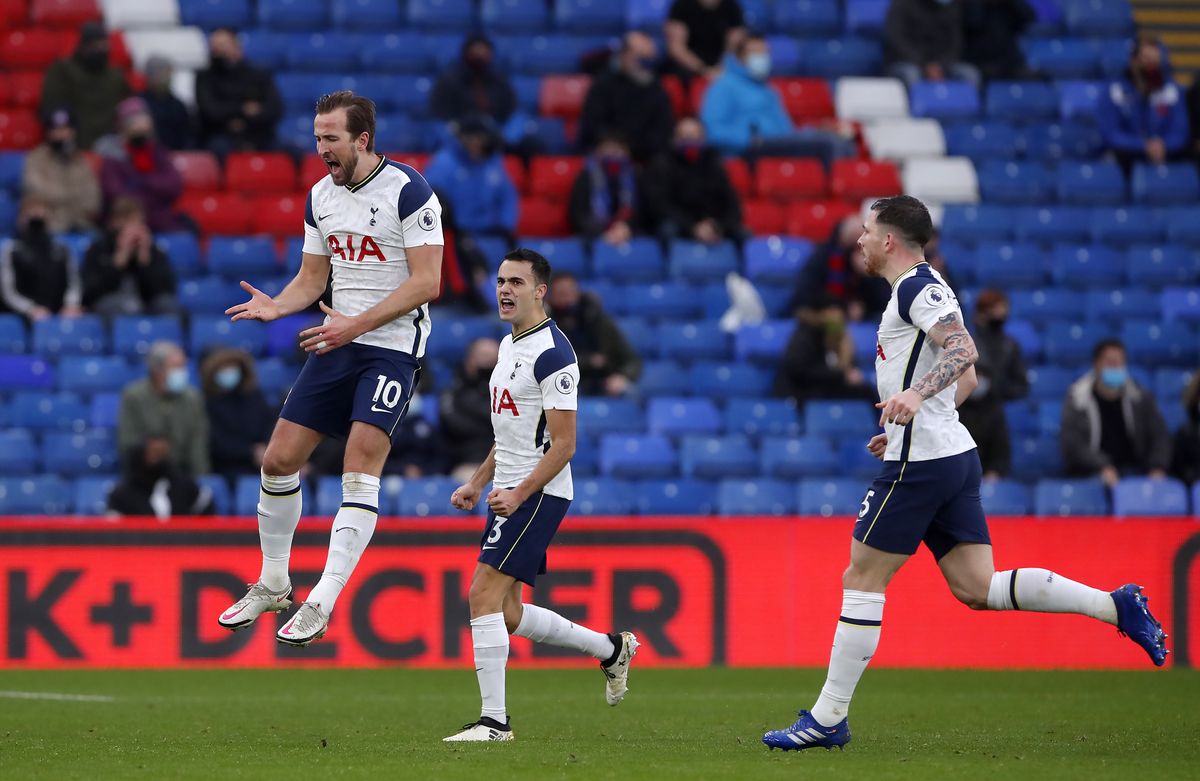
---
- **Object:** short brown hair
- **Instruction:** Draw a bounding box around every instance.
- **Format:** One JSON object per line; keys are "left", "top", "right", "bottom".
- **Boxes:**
{"left": 870, "top": 195, "right": 933, "bottom": 248}
{"left": 315, "top": 90, "right": 377, "bottom": 152}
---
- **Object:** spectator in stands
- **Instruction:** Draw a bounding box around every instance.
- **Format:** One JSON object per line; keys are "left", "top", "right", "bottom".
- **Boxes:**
{"left": 431, "top": 34, "right": 517, "bottom": 128}
{"left": 578, "top": 32, "right": 675, "bottom": 164}
{"left": 425, "top": 114, "right": 518, "bottom": 241}
{"left": 962, "top": 0, "right": 1039, "bottom": 82}
{"left": 440, "top": 337, "right": 501, "bottom": 481}
{"left": 432, "top": 201, "right": 492, "bottom": 314}
{"left": 774, "top": 296, "right": 874, "bottom": 404}
{"left": 82, "top": 196, "right": 179, "bottom": 316}
{"left": 0, "top": 196, "right": 82, "bottom": 322}
{"left": 1171, "top": 371, "right": 1200, "bottom": 485}
{"left": 1061, "top": 339, "right": 1172, "bottom": 488}
{"left": 107, "top": 435, "right": 215, "bottom": 518}
{"left": 884, "top": 0, "right": 982, "bottom": 88}
{"left": 20, "top": 108, "right": 101, "bottom": 233}
{"left": 98, "top": 98, "right": 186, "bottom": 233}
{"left": 789, "top": 217, "right": 891, "bottom": 324}
{"left": 117, "top": 340, "right": 210, "bottom": 479}
{"left": 547, "top": 272, "right": 641, "bottom": 396}
{"left": 195, "top": 27, "right": 283, "bottom": 156}
{"left": 40, "top": 22, "right": 130, "bottom": 150}
{"left": 646, "top": 117, "right": 744, "bottom": 245}
{"left": 665, "top": 0, "right": 746, "bottom": 80}
{"left": 1100, "top": 35, "right": 1190, "bottom": 173}
{"left": 139, "top": 56, "right": 194, "bottom": 152}
{"left": 700, "top": 34, "right": 854, "bottom": 164}
{"left": 956, "top": 289, "right": 1029, "bottom": 479}
{"left": 568, "top": 132, "right": 656, "bottom": 245}
{"left": 200, "top": 348, "right": 273, "bottom": 482}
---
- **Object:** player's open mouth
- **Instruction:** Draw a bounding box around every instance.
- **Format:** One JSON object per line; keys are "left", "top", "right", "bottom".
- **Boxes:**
{"left": 325, "top": 159, "right": 341, "bottom": 175}
{"left": 499, "top": 298, "right": 515, "bottom": 313}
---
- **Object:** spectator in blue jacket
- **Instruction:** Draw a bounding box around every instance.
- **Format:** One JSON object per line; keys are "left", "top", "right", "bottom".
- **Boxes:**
{"left": 1099, "top": 36, "right": 1190, "bottom": 174}
{"left": 425, "top": 114, "right": 518, "bottom": 241}
{"left": 700, "top": 34, "right": 853, "bottom": 165}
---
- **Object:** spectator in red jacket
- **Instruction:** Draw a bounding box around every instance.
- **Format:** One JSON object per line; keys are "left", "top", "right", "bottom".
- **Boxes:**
{"left": 98, "top": 98, "right": 186, "bottom": 233}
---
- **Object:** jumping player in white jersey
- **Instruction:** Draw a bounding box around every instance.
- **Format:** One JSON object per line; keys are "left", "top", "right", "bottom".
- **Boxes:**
{"left": 443, "top": 248, "right": 638, "bottom": 743}
{"left": 763, "top": 195, "right": 1167, "bottom": 752}
{"left": 216, "top": 91, "right": 444, "bottom": 646}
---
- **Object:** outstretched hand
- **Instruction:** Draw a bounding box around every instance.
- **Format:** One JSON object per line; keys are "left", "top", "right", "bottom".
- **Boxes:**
{"left": 298, "top": 302, "right": 362, "bottom": 355}
{"left": 226, "top": 281, "right": 281, "bottom": 323}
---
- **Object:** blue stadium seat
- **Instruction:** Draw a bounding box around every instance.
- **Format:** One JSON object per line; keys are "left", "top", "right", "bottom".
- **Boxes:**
{"left": 1052, "top": 243, "right": 1126, "bottom": 288}
{"left": 520, "top": 237, "right": 586, "bottom": 277}
{"left": 573, "top": 478, "right": 636, "bottom": 515}
{"left": 1085, "top": 289, "right": 1159, "bottom": 321}
{"left": 577, "top": 397, "right": 645, "bottom": 435}
{"left": 408, "top": 0, "right": 476, "bottom": 30}
{"left": 943, "top": 121, "right": 1020, "bottom": 161}
{"left": 735, "top": 320, "right": 795, "bottom": 364}
{"left": 600, "top": 434, "right": 677, "bottom": 479}
{"left": 635, "top": 478, "right": 717, "bottom": 515}
{"left": 638, "top": 360, "right": 692, "bottom": 396}
{"left": 658, "top": 321, "right": 730, "bottom": 362}
{"left": 1112, "top": 477, "right": 1188, "bottom": 517}
{"left": 668, "top": 240, "right": 740, "bottom": 282}
{"left": 848, "top": 321, "right": 880, "bottom": 364}
{"left": 189, "top": 316, "right": 269, "bottom": 358}
{"left": 11, "top": 392, "right": 88, "bottom": 431}
{"left": 1056, "top": 161, "right": 1125, "bottom": 205}
{"left": 1154, "top": 367, "right": 1194, "bottom": 405}
{"left": 180, "top": 278, "right": 247, "bottom": 315}
{"left": 194, "top": 475, "right": 231, "bottom": 515}
{"left": 909, "top": 81, "right": 980, "bottom": 120}
{"left": 359, "top": 32, "right": 434, "bottom": 72}
{"left": 681, "top": 435, "right": 758, "bottom": 479}
{"left": 111, "top": 316, "right": 184, "bottom": 359}
{"left": 74, "top": 476, "right": 118, "bottom": 515}
{"left": 620, "top": 316, "right": 659, "bottom": 359}
{"left": 804, "top": 400, "right": 877, "bottom": 439}
{"left": 1034, "top": 478, "right": 1108, "bottom": 516}
{"left": 973, "top": 242, "right": 1047, "bottom": 287}
{"left": 838, "top": 438, "right": 881, "bottom": 479}
{"left": 1009, "top": 289, "right": 1086, "bottom": 324}
{"left": 499, "top": 33, "right": 612, "bottom": 75}
{"left": 1003, "top": 319, "right": 1042, "bottom": 361}
{"left": 1020, "top": 122, "right": 1104, "bottom": 161}
{"left": 1027, "top": 365, "right": 1079, "bottom": 401}
{"left": 511, "top": 74, "right": 543, "bottom": 112}
{"left": 423, "top": 316, "right": 497, "bottom": 361}
{"left": 688, "top": 363, "right": 772, "bottom": 399}
{"left": 233, "top": 475, "right": 261, "bottom": 516}
{"left": 1042, "top": 322, "right": 1111, "bottom": 364}
{"left": 1120, "top": 321, "right": 1196, "bottom": 365}
{"left": 1131, "top": 163, "right": 1200, "bottom": 204}
{"left": 1194, "top": 483, "right": 1200, "bottom": 518}
{"left": 620, "top": 282, "right": 705, "bottom": 320}
{"left": 555, "top": 0, "right": 625, "bottom": 32}
{"left": 980, "top": 480, "right": 1033, "bottom": 515}
{"left": 774, "top": 0, "right": 840, "bottom": 33}
{"left": 699, "top": 282, "right": 731, "bottom": 319}
{"left": 626, "top": 0, "right": 672, "bottom": 29}
{"left": 239, "top": 30, "right": 292, "bottom": 70}
{"left": 284, "top": 33, "right": 367, "bottom": 72}
{"left": 58, "top": 356, "right": 135, "bottom": 394}
{"left": 759, "top": 286, "right": 792, "bottom": 318}
{"left": 0, "top": 355, "right": 54, "bottom": 390}
{"left": 798, "top": 478, "right": 864, "bottom": 517}
{"left": 760, "top": 436, "right": 838, "bottom": 479}
{"left": 1162, "top": 206, "right": 1200, "bottom": 244}
{"left": 397, "top": 477, "right": 463, "bottom": 517}
{"left": 258, "top": 0, "right": 329, "bottom": 29}
{"left": 0, "top": 151, "right": 26, "bottom": 193}
{"left": 744, "top": 237, "right": 814, "bottom": 283}
{"left": 801, "top": 37, "right": 881, "bottom": 77}
{"left": 764, "top": 36, "right": 804, "bottom": 75}
{"left": 331, "top": 0, "right": 404, "bottom": 29}
{"left": 1162, "top": 287, "right": 1200, "bottom": 322}
{"left": 571, "top": 432, "right": 598, "bottom": 477}
{"left": 0, "top": 430, "right": 37, "bottom": 474}
{"left": 724, "top": 398, "right": 802, "bottom": 437}
{"left": 1063, "top": 0, "right": 1133, "bottom": 36}
{"left": 1057, "top": 80, "right": 1105, "bottom": 121}
{"left": 90, "top": 393, "right": 120, "bottom": 429}
{"left": 156, "top": 231, "right": 203, "bottom": 279}
{"left": 1009, "top": 436, "right": 1063, "bottom": 480}
{"left": 1091, "top": 206, "right": 1164, "bottom": 246}
{"left": 42, "top": 431, "right": 117, "bottom": 477}
{"left": 313, "top": 475, "right": 342, "bottom": 516}
{"left": 646, "top": 398, "right": 721, "bottom": 436}
{"left": 977, "top": 160, "right": 1054, "bottom": 203}
{"left": 1036, "top": 400, "right": 1064, "bottom": 438}
{"left": 1014, "top": 206, "right": 1092, "bottom": 243}
{"left": 0, "top": 476, "right": 72, "bottom": 514}
{"left": 844, "top": 0, "right": 889, "bottom": 34}
{"left": 984, "top": 81, "right": 1059, "bottom": 120}
{"left": 940, "top": 205, "right": 1016, "bottom": 243}
{"left": 0, "top": 313, "right": 25, "bottom": 352}
{"left": 1004, "top": 400, "right": 1040, "bottom": 437}
{"left": 31, "top": 315, "right": 107, "bottom": 357}
{"left": 482, "top": 0, "right": 549, "bottom": 32}
{"left": 1025, "top": 40, "right": 1100, "bottom": 79}
{"left": 593, "top": 238, "right": 664, "bottom": 282}
{"left": 718, "top": 478, "right": 796, "bottom": 515}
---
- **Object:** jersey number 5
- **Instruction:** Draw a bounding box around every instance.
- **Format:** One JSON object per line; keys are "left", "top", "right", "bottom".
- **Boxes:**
{"left": 858, "top": 489, "right": 876, "bottom": 519}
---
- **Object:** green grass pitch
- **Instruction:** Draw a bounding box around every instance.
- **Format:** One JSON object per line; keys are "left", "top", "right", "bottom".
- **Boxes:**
{"left": 0, "top": 668, "right": 1196, "bottom": 780}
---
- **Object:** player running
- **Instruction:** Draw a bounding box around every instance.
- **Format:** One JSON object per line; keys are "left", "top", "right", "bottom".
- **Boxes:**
{"left": 443, "top": 248, "right": 638, "bottom": 743}
{"left": 216, "top": 91, "right": 444, "bottom": 647}
{"left": 763, "top": 196, "right": 1168, "bottom": 752}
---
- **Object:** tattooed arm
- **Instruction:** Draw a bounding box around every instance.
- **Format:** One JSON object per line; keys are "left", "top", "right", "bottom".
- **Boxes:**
{"left": 876, "top": 311, "right": 979, "bottom": 426}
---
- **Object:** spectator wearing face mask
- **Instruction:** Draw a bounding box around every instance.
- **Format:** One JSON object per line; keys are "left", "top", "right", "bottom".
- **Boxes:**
{"left": 82, "top": 196, "right": 179, "bottom": 316}
{"left": 884, "top": 0, "right": 982, "bottom": 88}
{"left": 789, "top": 216, "right": 891, "bottom": 323}
{"left": 97, "top": 98, "right": 186, "bottom": 234}
{"left": 1100, "top": 35, "right": 1190, "bottom": 174}
{"left": 546, "top": 272, "right": 641, "bottom": 396}
{"left": 1172, "top": 371, "right": 1200, "bottom": 485}
{"left": 21, "top": 108, "right": 102, "bottom": 233}
{"left": 117, "top": 340, "right": 210, "bottom": 478}
{"left": 431, "top": 34, "right": 517, "bottom": 128}
{"left": 139, "top": 56, "right": 195, "bottom": 151}
{"left": 195, "top": 27, "right": 283, "bottom": 155}
{"left": 425, "top": 114, "right": 518, "bottom": 241}
{"left": 569, "top": 132, "right": 657, "bottom": 246}
{"left": 439, "top": 337, "right": 502, "bottom": 481}
{"left": 40, "top": 22, "right": 130, "bottom": 150}
{"left": 0, "top": 196, "right": 83, "bottom": 322}
{"left": 646, "top": 116, "right": 743, "bottom": 245}
{"left": 578, "top": 31, "right": 675, "bottom": 164}
{"left": 200, "top": 348, "right": 274, "bottom": 482}
{"left": 1061, "top": 339, "right": 1172, "bottom": 488}
{"left": 774, "top": 295, "right": 874, "bottom": 404}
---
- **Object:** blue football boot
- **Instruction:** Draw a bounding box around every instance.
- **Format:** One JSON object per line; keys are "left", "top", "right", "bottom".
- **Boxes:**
{"left": 1111, "top": 584, "right": 1168, "bottom": 667}
{"left": 763, "top": 710, "right": 851, "bottom": 751}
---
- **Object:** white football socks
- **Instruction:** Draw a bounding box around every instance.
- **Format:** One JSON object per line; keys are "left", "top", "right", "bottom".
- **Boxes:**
{"left": 306, "top": 473, "right": 380, "bottom": 614}
{"left": 472, "top": 612, "right": 510, "bottom": 723}
{"left": 257, "top": 470, "right": 302, "bottom": 592}
{"left": 987, "top": 568, "right": 1117, "bottom": 624}
{"left": 811, "top": 589, "right": 886, "bottom": 727}
{"left": 513, "top": 603, "right": 616, "bottom": 660}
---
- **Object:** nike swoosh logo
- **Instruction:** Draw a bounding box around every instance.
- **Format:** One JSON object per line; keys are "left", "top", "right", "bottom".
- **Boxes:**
{"left": 318, "top": 213, "right": 332, "bottom": 220}
{"left": 334, "top": 526, "right": 353, "bottom": 533}
{"left": 370, "top": 404, "right": 389, "bottom": 413}
{"left": 221, "top": 607, "right": 245, "bottom": 621}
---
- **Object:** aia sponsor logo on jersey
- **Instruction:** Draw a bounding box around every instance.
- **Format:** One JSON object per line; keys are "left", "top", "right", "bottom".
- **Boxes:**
{"left": 876, "top": 342, "right": 886, "bottom": 361}
{"left": 327, "top": 234, "right": 386, "bottom": 262}
{"left": 492, "top": 387, "right": 519, "bottom": 416}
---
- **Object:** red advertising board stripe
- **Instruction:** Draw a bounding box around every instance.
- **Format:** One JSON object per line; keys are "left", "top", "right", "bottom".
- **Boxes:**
{"left": 0, "top": 516, "right": 1195, "bottom": 670}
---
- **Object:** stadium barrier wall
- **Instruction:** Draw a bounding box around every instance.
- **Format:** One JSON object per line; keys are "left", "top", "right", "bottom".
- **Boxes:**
{"left": 1, "top": 516, "right": 1197, "bottom": 670}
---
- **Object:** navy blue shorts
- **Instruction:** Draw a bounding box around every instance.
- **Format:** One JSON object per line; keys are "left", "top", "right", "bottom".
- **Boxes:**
{"left": 478, "top": 491, "right": 571, "bottom": 586}
{"left": 279, "top": 342, "right": 420, "bottom": 441}
{"left": 852, "top": 449, "right": 990, "bottom": 560}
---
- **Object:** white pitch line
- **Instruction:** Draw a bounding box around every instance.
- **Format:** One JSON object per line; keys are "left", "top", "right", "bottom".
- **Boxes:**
{"left": 0, "top": 691, "right": 115, "bottom": 702}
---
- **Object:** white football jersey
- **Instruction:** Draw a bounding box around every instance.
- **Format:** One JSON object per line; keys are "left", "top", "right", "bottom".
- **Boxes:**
{"left": 875, "top": 262, "right": 977, "bottom": 462}
{"left": 490, "top": 318, "right": 579, "bottom": 501}
{"left": 302, "top": 157, "right": 444, "bottom": 356}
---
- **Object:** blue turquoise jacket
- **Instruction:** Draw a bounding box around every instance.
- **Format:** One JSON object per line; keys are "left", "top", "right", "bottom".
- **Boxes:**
{"left": 424, "top": 140, "right": 517, "bottom": 236}
{"left": 700, "top": 55, "right": 795, "bottom": 154}
{"left": 1098, "top": 44, "right": 1190, "bottom": 154}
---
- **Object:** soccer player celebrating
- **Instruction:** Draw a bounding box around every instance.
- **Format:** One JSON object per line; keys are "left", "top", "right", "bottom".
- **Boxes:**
{"left": 443, "top": 248, "right": 638, "bottom": 743}
{"left": 216, "top": 91, "right": 444, "bottom": 646}
{"left": 763, "top": 196, "right": 1167, "bottom": 752}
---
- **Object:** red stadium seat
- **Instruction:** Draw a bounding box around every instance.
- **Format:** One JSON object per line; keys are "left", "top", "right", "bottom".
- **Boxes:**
{"left": 0, "top": 28, "right": 74, "bottom": 69}
{"left": 529, "top": 155, "right": 583, "bottom": 200}
{"left": 503, "top": 154, "right": 526, "bottom": 195}
{"left": 31, "top": 0, "right": 101, "bottom": 28}
{"left": 250, "top": 194, "right": 306, "bottom": 237}
{"left": 7, "top": 71, "right": 43, "bottom": 109}
{"left": 785, "top": 200, "right": 859, "bottom": 240}
{"left": 107, "top": 31, "right": 131, "bottom": 70}
{"left": 0, "top": 0, "right": 30, "bottom": 26}
{"left": 178, "top": 193, "right": 253, "bottom": 235}
{"left": 755, "top": 158, "right": 827, "bottom": 201}
{"left": 830, "top": 159, "right": 901, "bottom": 201}
{"left": 772, "top": 78, "right": 834, "bottom": 125}
{"left": 742, "top": 199, "right": 787, "bottom": 235}
{"left": 539, "top": 75, "right": 591, "bottom": 121}
{"left": 723, "top": 158, "right": 752, "bottom": 199}
{"left": 300, "top": 155, "right": 329, "bottom": 187}
{"left": 225, "top": 152, "right": 297, "bottom": 194}
{"left": 0, "top": 109, "right": 41, "bottom": 149}
{"left": 662, "top": 75, "right": 689, "bottom": 118}
{"left": 516, "top": 197, "right": 569, "bottom": 237}
{"left": 386, "top": 152, "right": 430, "bottom": 172}
{"left": 171, "top": 151, "right": 221, "bottom": 193}
{"left": 688, "top": 76, "right": 713, "bottom": 114}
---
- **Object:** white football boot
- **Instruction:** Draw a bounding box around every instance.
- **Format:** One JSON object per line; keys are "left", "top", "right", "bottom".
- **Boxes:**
{"left": 276, "top": 602, "right": 330, "bottom": 647}
{"left": 443, "top": 717, "right": 514, "bottom": 742}
{"left": 217, "top": 582, "right": 292, "bottom": 631}
{"left": 601, "top": 631, "right": 639, "bottom": 706}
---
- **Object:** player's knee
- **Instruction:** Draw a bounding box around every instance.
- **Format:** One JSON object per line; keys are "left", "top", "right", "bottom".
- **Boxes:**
{"left": 468, "top": 577, "right": 504, "bottom": 617}
{"left": 261, "top": 446, "right": 302, "bottom": 477}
